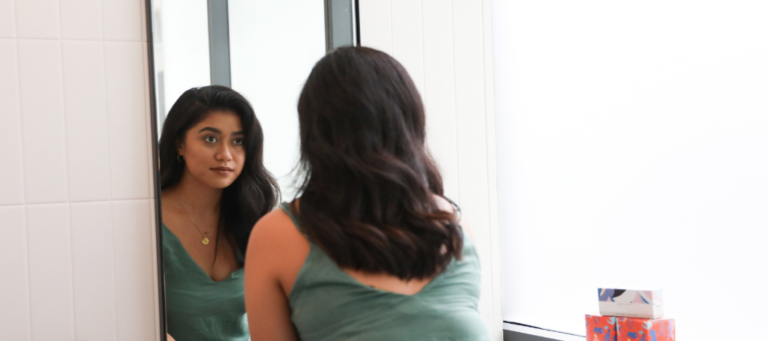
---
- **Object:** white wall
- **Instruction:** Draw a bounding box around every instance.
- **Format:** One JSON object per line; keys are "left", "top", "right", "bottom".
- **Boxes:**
{"left": 228, "top": 0, "right": 326, "bottom": 199}
{"left": 0, "top": 0, "right": 160, "bottom": 340}
{"left": 494, "top": 0, "right": 768, "bottom": 339}
{"left": 154, "top": 0, "right": 210, "bottom": 119}
{"left": 360, "top": 1, "right": 502, "bottom": 339}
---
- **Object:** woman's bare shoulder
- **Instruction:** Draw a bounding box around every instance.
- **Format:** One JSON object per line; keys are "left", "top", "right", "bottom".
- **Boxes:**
{"left": 246, "top": 207, "right": 310, "bottom": 279}
{"left": 249, "top": 208, "right": 307, "bottom": 251}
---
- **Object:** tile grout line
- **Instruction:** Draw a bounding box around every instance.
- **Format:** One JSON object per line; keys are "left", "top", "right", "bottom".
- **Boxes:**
{"left": 480, "top": 0, "right": 503, "bottom": 324}
{"left": 100, "top": 0, "right": 113, "bottom": 203}
{"left": 420, "top": 0, "right": 426, "bottom": 112}
{"left": 4, "top": 37, "right": 145, "bottom": 43}
{"left": 109, "top": 199, "right": 121, "bottom": 340}
{"left": 14, "top": 1, "right": 33, "bottom": 336}
{"left": 23, "top": 207, "right": 33, "bottom": 340}
{"left": 8, "top": 0, "right": 16, "bottom": 38}
{"left": 480, "top": 0, "right": 491, "bottom": 276}
{"left": 388, "top": 0, "right": 394, "bottom": 51}
{"left": 57, "top": 2, "right": 78, "bottom": 338}
{"left": 13, "top": 23, "right": 26, "bottom": 206}
{"left": 67, "top": 203, "right": 77, "bottom": 339}
{"left": 141, "top": 41, "right": 154, "bottom": 200}
{"left": 0, "top": 198, "right": 156, "bottom": 208}
{"left": 450, "top": 0, "right": 460, "bottom": 206}
{"left": 478, "top": 0, "right": 491, "bottom": 316}
{"left": 101, "top": 1, "right": 120, "bottom": 338}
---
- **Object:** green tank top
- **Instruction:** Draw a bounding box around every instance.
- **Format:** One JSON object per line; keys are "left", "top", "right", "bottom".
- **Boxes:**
{"left": 281, "top": 202, "right": 489, "bottom": 341}
{"left": 162, "top": 224, "right": 249, "bottom": 341}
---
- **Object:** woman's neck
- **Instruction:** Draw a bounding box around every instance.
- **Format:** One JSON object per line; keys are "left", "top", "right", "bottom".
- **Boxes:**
{"left": 166, "top": 171, "right": 223, "bottom": 215}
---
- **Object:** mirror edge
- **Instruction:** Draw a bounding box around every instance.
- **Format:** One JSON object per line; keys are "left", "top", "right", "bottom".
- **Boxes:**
{"left": 143, "top": 0, "right": 168, "bottom": 339}
{"left": 325, "top": 0, "right": 362, "bottom": 52}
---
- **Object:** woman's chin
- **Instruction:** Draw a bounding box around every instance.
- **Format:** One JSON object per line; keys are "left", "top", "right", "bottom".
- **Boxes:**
{"left": 203, "top": 178, "right": 237, "bottom": 189}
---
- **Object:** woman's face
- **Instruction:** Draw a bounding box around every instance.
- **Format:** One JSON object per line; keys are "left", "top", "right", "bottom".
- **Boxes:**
{"left": 178, "top": 111, "right": 246, "bottom": 189}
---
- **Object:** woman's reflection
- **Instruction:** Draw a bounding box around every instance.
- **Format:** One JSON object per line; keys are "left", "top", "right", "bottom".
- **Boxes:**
{"left": 158, "top": 86, "right": 279, "bottom": 341}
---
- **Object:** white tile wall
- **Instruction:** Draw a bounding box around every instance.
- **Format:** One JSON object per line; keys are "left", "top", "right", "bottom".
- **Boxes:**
{"left": 358, "top": 0, "right": 391, "bottom": 54}
{"left": 18, "top": 40, "right": 70, "bottom": 204}
{"left": 26, "top": 204, "right": 75, "bottom": 341}
{"left": 113, "top": 200, "right": 159, "bottom": 341}
{"left": 422, "top": 0, "right": 453, "bottom": 50}
{"left": 60, "top": 0, "right": 104, "bottom": 40}
{"left": 454, "top": 0, "right": 485, "bottom": 52}
{"left": 103, "top": 0, "right": 145, "bottom": 41}
{"left": 2, "top": 1, "right": 160, "bottom": 340}
{"left": 391, "top": 0, "right": 422, "bottom": 51}
{"left": 63, "top": 41, "right": 112, "bottom": 202}
{"left": 105, "top": 42, "right": 151, "bottom": 200}
{"left": 422, "top": 0, "right": 458, "bottom": 202}
{"left": 0, "top": 40, "right": 25, "bottom": 205}
{"left": 360, "top": 0, "right": 501, "bottom": 339}
{"left": 423, "top": 46, "right": 459, "bottom": 200}
{"left": 70, "top": 202, "right": 117, "bottom": 340}
{"left": 16, "top": 0, "right": 60, "bottom": 39}
{"left": 15, "top": 0, "right": 60, "bottom": 39}
{"left": 0, "top": 0, "right": 15, "bottom": 38}
{"left": 0, "top": 206, "right": 31, "bottom": 340}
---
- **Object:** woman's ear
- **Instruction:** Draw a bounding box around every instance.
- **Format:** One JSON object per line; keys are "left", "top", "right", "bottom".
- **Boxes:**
{"left": 176, "top": 138, "right": 186, "bottom": 156}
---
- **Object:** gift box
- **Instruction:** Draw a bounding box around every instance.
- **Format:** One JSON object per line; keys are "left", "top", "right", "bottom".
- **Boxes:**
{"left": 598, "top": 288, "right": 663, "bottom": 319}
{"left": 617, "top": 317, "right": 675, "bottom": 341}
{"left": 586, "top": 314, "right": 618, "bottom": 341}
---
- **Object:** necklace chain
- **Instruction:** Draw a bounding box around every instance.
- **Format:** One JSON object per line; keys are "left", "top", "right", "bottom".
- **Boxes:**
{"left": 177, "top": 204, "right": 213, "bottom": 246}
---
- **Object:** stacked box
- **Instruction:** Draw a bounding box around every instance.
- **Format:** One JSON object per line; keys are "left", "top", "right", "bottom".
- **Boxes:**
{"left": 598, "top": 288, "right": 663, "bottom": 319}
{"left": 617, "top": 317, "right": 675, "bottom": 341}
{"left": 585, "top": 315, "right": 617, "bottom": 341}
{"left": 587, "top": 288, "right": 675, "bottom": 341}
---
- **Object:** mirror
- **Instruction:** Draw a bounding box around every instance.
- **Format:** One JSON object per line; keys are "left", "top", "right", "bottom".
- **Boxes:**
{"left": 147, "top": 1, "right": 358, "bottom": 339}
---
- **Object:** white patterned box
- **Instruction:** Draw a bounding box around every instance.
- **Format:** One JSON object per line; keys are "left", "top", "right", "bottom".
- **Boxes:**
{"left": 598, "top": 288, "right": 664, "bottom": 319}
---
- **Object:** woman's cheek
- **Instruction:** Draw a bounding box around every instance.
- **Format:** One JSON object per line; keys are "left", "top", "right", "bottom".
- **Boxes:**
{"left": 236, "top": 154, "right": 246, "bottom": 173}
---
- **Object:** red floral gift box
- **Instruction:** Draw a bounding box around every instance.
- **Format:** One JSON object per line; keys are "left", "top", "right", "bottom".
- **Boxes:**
{"left": 617, "top": 317, "right": 675, "bottom": 341}
{"left": 586, "top": 314, "right": 617, "bottom": 341}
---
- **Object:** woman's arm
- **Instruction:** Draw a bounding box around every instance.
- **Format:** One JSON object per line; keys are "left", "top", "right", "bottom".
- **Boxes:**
{"left": 244, "top": 211, "right": 303, "bottom": 341}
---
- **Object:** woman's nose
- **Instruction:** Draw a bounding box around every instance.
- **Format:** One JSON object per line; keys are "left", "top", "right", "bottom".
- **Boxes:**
{"left": 216, "top": 144, "right": 233, "bottom": 161}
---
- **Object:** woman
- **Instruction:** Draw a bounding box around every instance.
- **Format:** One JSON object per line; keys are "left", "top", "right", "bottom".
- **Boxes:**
{"left": 159, "top": 86, "right": 279, "bottom": 341}
{"left": 244, "top": 47, "right": 489, "bottom": 340}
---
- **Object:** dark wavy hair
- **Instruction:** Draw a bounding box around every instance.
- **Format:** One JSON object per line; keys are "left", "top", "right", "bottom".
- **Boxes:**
{"left": 295, "top": 47, "right": 463, "bottom": 280}
{"left": 159, "top": 85, "right": 279, "bottom": 254}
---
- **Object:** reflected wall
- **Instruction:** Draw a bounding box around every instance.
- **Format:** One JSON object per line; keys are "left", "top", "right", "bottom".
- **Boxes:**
{"left": 229, "top": 0, "right": 326, "bottom": 198}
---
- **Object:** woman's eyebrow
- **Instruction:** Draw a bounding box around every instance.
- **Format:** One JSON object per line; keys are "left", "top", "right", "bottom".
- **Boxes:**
{"left": 198, "top": 127, "right": 244, "bottom": 136}
{"left": 198, "top": 127, "right": 221, "bottom": 134}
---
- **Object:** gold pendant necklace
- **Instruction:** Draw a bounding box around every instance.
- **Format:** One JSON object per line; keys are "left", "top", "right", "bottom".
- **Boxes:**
{"left": 177, "top": 204, "right": 213, "bottom": 246}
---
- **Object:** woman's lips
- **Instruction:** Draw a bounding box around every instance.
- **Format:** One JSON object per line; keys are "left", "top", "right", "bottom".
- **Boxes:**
{"left": 211, "top": 166, "right": 234, "bottom": 176}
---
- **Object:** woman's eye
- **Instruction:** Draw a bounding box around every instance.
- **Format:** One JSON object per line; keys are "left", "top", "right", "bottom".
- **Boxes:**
{"left": 233, "top": 138, "right": 244, "bottom": 145}
{"left": 204, "top": 136, "right": 217, "bottom": 143}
